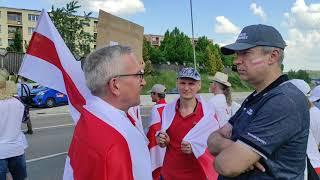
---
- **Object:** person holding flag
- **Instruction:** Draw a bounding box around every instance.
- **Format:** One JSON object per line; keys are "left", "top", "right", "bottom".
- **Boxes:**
{"left": 157, "top": 67, "right": 221, "bottom": 180}
{"left": 147, "top": 84, "right": 167, "bottom": 179}
{"left": 18, "top": 10, "right": 152, "bottom": 180}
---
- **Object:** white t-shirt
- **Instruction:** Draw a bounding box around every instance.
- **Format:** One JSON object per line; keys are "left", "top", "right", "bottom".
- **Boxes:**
{"left": 307, "top": 106, "right": 320, "bottom": 169}
{"left": 0, "top": 97, "right": 27, "bottom": 159}
{"left": 208, "top": 94, "right": 231, "bottom": 126}
{"left": 230, "top": 101, "right": 241, "bottom": 116}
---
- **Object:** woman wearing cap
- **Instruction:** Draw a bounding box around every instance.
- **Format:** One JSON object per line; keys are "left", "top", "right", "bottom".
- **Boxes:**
{"left": 208, "top": 72, "right": 240, "bottom": 126}
{"left": 0, "top": 68, "right": 28, "bottom": 180}
{"left": 289, "top": 79, "right": 320, "bottom": 178}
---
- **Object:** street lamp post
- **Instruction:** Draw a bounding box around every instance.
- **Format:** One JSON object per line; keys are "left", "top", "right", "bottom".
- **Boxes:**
{"left": 189, "top": 0, "right": 197, "bottom": 69}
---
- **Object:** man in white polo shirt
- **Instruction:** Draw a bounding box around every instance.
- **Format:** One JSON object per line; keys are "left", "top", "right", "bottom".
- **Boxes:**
{"left": 0, "top": 69, "right": 28, "bottom": 180}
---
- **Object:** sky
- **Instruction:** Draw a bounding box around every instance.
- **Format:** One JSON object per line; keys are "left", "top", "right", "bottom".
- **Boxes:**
{"left": 1, "top": 0, "right": 320, "bottom": 71}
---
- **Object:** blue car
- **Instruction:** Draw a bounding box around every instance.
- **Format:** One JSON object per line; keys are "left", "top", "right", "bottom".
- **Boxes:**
{"left": 30, "top": 86, "right": 68, "bottom": 108}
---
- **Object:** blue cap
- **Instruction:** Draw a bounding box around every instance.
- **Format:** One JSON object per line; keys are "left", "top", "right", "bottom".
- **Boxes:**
{"left": 177, "top": 68, "right": 201, "bottom": 81}
{"left": 221, "top": 24, "right": 286, "bottom": 55}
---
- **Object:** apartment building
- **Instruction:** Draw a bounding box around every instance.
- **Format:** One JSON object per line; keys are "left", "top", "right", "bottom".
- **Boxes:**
{"left": 144, "top": 34, "right": 214, "bottom": 47}
{"left": 0, "top": 7, "right": 98, "bottom": 51}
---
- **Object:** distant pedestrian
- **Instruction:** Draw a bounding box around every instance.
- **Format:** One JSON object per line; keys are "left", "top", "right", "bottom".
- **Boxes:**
{"left": 147, "top": 84, "right": 167, "bottom": 179}
{"left": 17, "top": 77, "right": 33, "bottom": 134}
{"left": 208, "top": 72, "right": 240, "bottom": 125}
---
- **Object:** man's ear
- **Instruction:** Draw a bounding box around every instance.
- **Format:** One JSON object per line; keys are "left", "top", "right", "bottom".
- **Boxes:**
{"left": 108, "top": 78, "right": 121, "bottom": 96}
{"left": 268, "top": 49, "right": 280, "bottom": 65}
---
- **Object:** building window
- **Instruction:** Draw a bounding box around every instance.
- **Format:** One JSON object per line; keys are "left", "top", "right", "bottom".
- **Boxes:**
{"left": 7, "top": 12, "right": 22, "bottom": 22}
{"left": 8, "top": 39, "right": 14, "bottom": 46}
{"left": 28, "top": 27, "right": 35, "bottom": 35}
{"left": 28, "top": 14, "right": 39, "bottom": 22}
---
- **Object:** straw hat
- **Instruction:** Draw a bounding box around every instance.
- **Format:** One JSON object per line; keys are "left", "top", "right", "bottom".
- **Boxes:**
{"left": 0, "top": 68, "right": 17, "bottom": 100}
{"left": 208, "top": 72, "right": 231, "bottom": 87}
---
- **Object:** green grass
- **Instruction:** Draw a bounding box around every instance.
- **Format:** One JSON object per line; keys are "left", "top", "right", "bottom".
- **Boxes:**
{"left": 142, "top": 70, "right": 252, "bottom": 94}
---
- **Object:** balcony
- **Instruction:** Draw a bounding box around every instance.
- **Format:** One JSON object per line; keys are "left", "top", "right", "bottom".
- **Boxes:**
{"left": 8, "top": 33, "right": 15, "bottom": 39}
{"left": 7, "top": 20, "right": 23, "bottom": 26}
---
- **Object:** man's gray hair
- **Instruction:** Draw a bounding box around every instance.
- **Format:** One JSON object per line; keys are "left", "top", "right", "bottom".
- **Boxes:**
{"left": 260, "top": 46, "right": 284, "bottom": 65}
{"left": 82, "top": 45, "right": 132, "bottom": 96}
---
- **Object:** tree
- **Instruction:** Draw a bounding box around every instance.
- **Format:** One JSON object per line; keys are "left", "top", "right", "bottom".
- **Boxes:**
{"left": 7, "top": 30, "right": 23, "bottom": 52}
{"left": 50, "top": 0, "right": 95, "bottom": 57}
{"left": 142, "top": 38, "right": 153, "bottom": 74}
{"left": 195, "top": 36, "right": 211, "bottom": 66}
{"left": 204, "top": 44, "right": 224, "bottom": 75}
{"left": 287, "top": 69, "right": 311, "bottom": 83}
{"left": 160, "top": 27, "right": 193, "bottom": 64}
{"left": 195, "top": 36, "right": 211, "bottom": 52}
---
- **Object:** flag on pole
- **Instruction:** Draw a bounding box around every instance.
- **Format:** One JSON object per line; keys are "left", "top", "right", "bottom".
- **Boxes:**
{"left": 19, "top": 10, "right": 152, "bottom": 180}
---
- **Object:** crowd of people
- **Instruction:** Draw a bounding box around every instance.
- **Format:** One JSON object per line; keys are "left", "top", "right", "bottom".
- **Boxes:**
{"left": 1, "top": 23, "right": 320, "bottom": 180}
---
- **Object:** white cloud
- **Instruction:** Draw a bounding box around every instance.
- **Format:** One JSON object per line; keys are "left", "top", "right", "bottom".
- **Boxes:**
{"left": 48, "top": 0, "right": 145, "bottom": 15}
{"left": 249, "top": 3, "right": 267, "bottom": 21}
{"left": 282, "top": 0, "right": 320, "bottom": 71}
{"left": 283, "top": 0, "right": 320, "bottom": 29}
{"left": 85, "top": 0, "right": 145, "bottom": 15}
{"left": 214, "top": 16, "right": 240, "bottom": 35}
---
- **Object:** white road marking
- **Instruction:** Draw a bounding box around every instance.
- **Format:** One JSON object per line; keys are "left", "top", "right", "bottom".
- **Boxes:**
{"left": 31, "top": 112, "right": 70, "bottom": 117}
{"left": 24, "top": 124, "right": 74, "bottom": 131}
{"left": 27, "top": 152, "right": 68, "bottom": 163}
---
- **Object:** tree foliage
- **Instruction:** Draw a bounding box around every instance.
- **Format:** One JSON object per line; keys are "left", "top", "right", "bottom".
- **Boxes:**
{"left": 287, "top": 69, "right": 311, "bottom": 83}
{"left": 204, "top": 44, "right": 224, "bottom": 75}
{"left": 50, "top": 0, "right": 94, "bottom": 57}
{"left": 160, "top": 27, "right": 193, "bottom": 64}
{"left": 7, "top": 31, "right": 23, "bottom": 52}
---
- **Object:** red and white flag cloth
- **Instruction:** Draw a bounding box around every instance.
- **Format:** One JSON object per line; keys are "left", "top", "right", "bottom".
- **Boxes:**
{"left": 161, "top": 96, "right": 220, "bottom": 180}
{"left": 18, "top": 10, "right": 152, "bottom": 180}
{"left": 147, "top": 103, "right": 167, "bottom": 180}
{"left": 127, "top": 106, "right": 147, "bottom": 138}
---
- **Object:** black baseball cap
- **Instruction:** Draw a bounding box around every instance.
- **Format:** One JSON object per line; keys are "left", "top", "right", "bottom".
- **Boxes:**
{"left": 221, "top": 24, "right": 286, "bottom": 55}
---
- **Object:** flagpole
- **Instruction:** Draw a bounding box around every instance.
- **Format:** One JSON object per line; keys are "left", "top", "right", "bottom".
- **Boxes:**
{"left": 189, "top": 0, "right": 196, "bottom": 70}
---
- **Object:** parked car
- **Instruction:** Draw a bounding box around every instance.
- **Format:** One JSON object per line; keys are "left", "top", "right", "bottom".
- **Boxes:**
{"left": 30, "top": 86, "right": 68, "bottom": 108}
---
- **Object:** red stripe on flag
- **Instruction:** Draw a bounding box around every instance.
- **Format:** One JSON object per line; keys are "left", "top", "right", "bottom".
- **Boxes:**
{"left": 27, "top": 32, "right": 85, "bottom": 111}
{"left": 147, "top": 123, "right": 161, "bottom": 149}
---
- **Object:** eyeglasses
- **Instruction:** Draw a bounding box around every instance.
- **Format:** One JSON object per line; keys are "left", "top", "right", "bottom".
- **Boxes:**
{"left": 151, "top": 92, "right": 156, "bottom": 95}
{"left": 115, "top": 70, "right": 144, "bottom": 80}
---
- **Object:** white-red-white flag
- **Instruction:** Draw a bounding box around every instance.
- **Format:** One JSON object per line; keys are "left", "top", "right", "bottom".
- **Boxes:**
{"left": 19, "top": 10, "right": 152, "bottom": 180}
{"left": 147, "top": 102, "right": 166, "bottom": 180}
{"left": 161, "top": 96, "right": 220, "bottom": 180}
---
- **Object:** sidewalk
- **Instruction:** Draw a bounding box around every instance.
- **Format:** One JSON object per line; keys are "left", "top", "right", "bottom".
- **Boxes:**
{"left": 30, "top": 92, "right": 251, "bottom": 115}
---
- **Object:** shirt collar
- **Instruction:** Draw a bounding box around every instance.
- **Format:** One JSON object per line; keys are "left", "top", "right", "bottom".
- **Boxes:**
{"left": 245, "top": 74, "right": 289, "bottom": 105}
{"left": 156, "top": 98, "right": 166, "bottom": 105}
